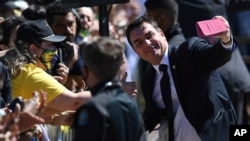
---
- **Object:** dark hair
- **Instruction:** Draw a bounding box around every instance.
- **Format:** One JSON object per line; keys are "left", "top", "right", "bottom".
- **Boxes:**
{"left": 22, "top": 4, "right": 46, "bottom": 20}
{"left": 0, "top": 16, "right": 25, "bottom": 47}
{"left": 81, "top": 37, "right": 124, "bottom": 81}
{"left": 45, "top": 2, "right": 73, "bottom": 25}
{"left": 144, "top": 0, "right": 178, "bottom": 22}
{"left": 45, "top": 2, "right": 81, "bottom": 35}
{"left": 126, "top": 15, "right": 161, "bottom": 48}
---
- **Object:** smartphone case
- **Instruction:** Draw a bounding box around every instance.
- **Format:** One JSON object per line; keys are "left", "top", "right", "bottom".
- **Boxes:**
{"left": 196, "top": 18, "right": 227, "bottom": 37}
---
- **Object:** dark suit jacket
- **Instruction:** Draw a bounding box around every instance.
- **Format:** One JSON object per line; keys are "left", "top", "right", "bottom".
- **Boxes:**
{"left": 141, "top": 37, "right": 238, "bottom": 141}
{"left": 73, "top": 79, "right": 146, "bottom": 141}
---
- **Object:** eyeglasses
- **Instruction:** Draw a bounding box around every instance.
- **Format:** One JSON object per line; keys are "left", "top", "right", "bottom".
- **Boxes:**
{"left": 37, "top": 41, "right": 56, "bottom": 51}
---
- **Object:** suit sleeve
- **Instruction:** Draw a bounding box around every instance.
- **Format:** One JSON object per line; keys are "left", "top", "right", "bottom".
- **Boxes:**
{"left": 181, "top": 37, "right": 238, "bottom": 70}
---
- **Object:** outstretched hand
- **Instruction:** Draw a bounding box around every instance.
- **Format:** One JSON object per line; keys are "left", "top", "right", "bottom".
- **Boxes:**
{"left": 53, "top": 63, "right": 69, "bottom": 84}
{"left": 18, "top": 90, "right": 46, "bottom": 132}
{"left": 22, "top": 90, "right": 46, "bottom": 115}
{"left": 51, "top": 111, "right": 75, "bottom": 126}
{"left": 211, "top": 16, "right": 231, "bottom": 44}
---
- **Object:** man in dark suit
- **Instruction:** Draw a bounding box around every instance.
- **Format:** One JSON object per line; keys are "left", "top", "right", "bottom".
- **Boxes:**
{"left": 126, "top": 15, "right": 238, "bottom": 141}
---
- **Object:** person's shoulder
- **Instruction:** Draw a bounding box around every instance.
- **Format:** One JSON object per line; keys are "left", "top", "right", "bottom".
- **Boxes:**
{"left": 179, "top": 36, "right": 207, "bottom": 48}
{"left": 184, "top": 37, "right": 203, "bottom": 43}
{"left": 96, "top": 89, "right": 133, "bottom": 105}
{"left": 21, "top": 63, "right": 49, "bottom": 76}
{"left": 78, "top": 89, "right": 139, "bottom": 117}
{"left": 108, "top": 89, "right": 138, "bottom": 106}
{"left": 84, "top": 92, "right": 110, "bottom": 106}
{"left": 76, "top": 93, "right": 110, "bottom": 117}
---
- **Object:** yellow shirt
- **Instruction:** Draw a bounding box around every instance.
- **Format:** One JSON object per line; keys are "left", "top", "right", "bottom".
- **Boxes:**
{"left": 11, "top": 63, "right": 66, "bottom": 104}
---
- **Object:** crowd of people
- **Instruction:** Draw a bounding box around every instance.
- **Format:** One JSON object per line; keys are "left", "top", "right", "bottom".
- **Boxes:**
{"left": 0, "top": 0, "right": 141, "bottom": 140}
{"left": 0, "top": 0, "right": 249, "bottom": 141}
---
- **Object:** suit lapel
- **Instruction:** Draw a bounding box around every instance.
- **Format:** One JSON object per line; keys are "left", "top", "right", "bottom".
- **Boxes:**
{"left": 141, "top": 67, "right": 156, "bottom": 104}
{"left": 168, "top": 45, "right": 183, "bottom": 104}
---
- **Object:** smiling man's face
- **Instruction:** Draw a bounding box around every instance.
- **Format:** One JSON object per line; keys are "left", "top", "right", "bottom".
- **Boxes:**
{"left": 129, "top": 22, "right": 167, "bottom": 65}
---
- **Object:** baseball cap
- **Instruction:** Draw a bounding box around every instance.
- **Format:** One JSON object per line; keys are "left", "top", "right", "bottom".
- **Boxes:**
{"left": 15, "top": 19, "right": 66, "bottom": 45}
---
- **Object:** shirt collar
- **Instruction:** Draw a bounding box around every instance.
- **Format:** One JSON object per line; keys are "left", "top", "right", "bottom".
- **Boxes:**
{"left": 89, "top": 78, "right": 121, "bottom": 96}
{"left": 153, "top": 48, "right": 169, "bottom": 73}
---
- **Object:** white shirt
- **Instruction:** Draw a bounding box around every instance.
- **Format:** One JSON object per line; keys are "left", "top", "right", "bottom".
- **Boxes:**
{"left": 152, "top": 48, "right": 201, "bottom": 141}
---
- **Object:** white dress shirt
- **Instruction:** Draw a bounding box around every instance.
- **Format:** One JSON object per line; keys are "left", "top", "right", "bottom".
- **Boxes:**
{"left": 152, "top": 48, "right": 201, "bottom": 141}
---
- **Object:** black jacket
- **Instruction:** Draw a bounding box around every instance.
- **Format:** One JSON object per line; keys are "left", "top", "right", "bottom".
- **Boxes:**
{"left": 73, "top": 79, "right": 146, "bottom": 141}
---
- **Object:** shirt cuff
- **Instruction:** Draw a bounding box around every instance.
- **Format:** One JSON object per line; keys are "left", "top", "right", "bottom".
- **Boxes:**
{"left": 221, "top": 35, "right": 233, "bottom": 50}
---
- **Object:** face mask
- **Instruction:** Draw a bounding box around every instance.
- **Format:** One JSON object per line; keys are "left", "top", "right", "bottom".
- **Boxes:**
{"left": 39, "top": 47, "right": 58, "bottom": 74}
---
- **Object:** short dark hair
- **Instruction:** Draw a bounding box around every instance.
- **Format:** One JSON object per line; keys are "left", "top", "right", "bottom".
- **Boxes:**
{"left": 126, "top": 15, "right": 161, "bottom": 48}
{"left": 45, "top": 2, "right": 81, "bottom": 36}
{"left": 81, "top": 37, "right": 124, "bottom": 81}
{"left": 45, "top": 2, "right": 73, "bottom": 26}
{"left": 22, "top": 4, "right": 46, "bottom": 20}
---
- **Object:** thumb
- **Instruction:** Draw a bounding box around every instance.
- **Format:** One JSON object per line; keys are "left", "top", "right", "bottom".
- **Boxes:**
{"left": 121, "top": 72, "right": 128, "bottom": 82}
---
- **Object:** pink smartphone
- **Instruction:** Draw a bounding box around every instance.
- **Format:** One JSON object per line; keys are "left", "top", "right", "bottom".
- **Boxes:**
{"left": 196, "top": 18, "right": 227, "bottom": 37}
